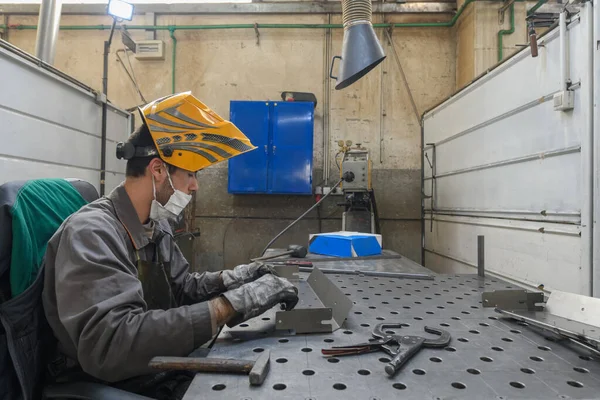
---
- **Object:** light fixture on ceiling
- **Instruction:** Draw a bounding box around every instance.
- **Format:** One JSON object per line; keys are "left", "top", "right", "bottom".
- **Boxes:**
{"left": 107, "top": 0, "right": 134, "bottom": 20}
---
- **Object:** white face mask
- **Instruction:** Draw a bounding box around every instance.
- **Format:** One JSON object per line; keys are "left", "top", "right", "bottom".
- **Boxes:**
{"left": 149, "top": 166, "right": 192, "bottom": 222}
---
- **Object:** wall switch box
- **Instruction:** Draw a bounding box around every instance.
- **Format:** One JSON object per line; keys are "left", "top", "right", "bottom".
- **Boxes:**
{"left": 553, "top": 90, "right": 574, "bottom": 111}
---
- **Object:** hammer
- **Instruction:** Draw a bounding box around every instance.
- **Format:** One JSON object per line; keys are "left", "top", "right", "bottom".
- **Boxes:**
{"left": 148, "top": 350, "right": 270, "bottom": 386}
{"left": 251, "top": 244, "right": 308, "bottom": 262}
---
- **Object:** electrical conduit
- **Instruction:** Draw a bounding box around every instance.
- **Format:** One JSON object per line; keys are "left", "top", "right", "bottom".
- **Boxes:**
{"left": 497, "top": 2, "right": 515, "bottom": 62}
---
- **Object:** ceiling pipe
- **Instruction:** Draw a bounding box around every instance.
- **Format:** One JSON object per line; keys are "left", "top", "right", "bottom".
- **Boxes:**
{"left": 35, "top": 0, "right": 62, "bottom": 64}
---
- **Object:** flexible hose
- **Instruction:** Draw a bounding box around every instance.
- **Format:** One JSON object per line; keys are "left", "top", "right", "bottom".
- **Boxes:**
{"left": 341, "top": 0, "right": 372, "bottom": 28}
{"left": 260, "top": 179, "right": 344, "bottom": 256}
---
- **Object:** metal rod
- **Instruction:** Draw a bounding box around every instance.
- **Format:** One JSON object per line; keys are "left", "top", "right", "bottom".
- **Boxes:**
{"left": 290, "top": 254, "right": 403, "bottom": 262}
{"left": 423, "top": 92, "right": 556, "bottom": 151}
{"left": 430, "top": 143, "right": 436, "bottom": 233}
{"left": 424, "top": 210, "right": 580, "bottom": 225}
{"left": 559, "top": 11, "right": 569, "bottom": 91}
{"left": 260, "top": 179, "right": 344, "bottom": 256}
{"left": 583, "top": 2, "right": 594, "bottom": 297}
{"left": 477, "top": 235, "right": 485, "bottom": 277}
{"left": 423, "top": 145, "right": 582, "bottom": 180}
{"left": 384, "top": 29, "right": 420, "bottom": 125}
{"left": 567, "top": 337, "right": 600, "bottom": 358}
{"left": 322, "top": 13, "right": 331, "bottom": 184}
{"left": 424, "top": 207, "right": 580, "bottom": 217}
{"left": 420, "top": 120, "right": 426, "bottom": 266}
{"left": 379, "top": 49, "right": 385, "bottom": 164}
{"left": 495, "top": 308, "right": 600, "bottom": 351}
{"left": 35, "top": 0, "right": 62, "bottom": 64}
{"left": 424, "top": 247, "right": 476, "bottom": 267}
{"left": 424, "top": 216, "right": 580, "bottom": 237}
{"left": 100, "top": 18, "right": 116, "bottom": 197}
{"left": 589, "top": 0, "right": 598, "bottom": 298}
{"left": 297, "top": 267, "right": 435, "bottom": 280}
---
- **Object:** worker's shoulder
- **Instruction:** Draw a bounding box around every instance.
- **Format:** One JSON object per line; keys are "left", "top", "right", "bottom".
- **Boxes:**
{"left": 59, "top": 197, "right": 125, "bottom": 239}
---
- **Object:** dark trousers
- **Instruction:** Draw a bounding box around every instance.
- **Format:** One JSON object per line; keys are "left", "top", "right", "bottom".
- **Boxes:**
{"left": 114, "top": 371, "right": 195, "bottom": 400}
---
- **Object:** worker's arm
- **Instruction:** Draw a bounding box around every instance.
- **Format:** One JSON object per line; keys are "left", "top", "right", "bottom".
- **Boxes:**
{"left": 51, "top": 216, "right": 221, "bottom": 383}
{"left": 167, "top": 238, "right": 227, "bottom": 305}
{"left": 166, "top": 230, "right": 272, "bottom": 304}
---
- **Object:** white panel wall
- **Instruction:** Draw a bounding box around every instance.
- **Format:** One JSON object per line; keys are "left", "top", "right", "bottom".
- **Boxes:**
{"left": 0, "top": 40, "right": 131, "bottom": 194}
{"left": 422, "top": 7, "right": 595, "bottom": 295}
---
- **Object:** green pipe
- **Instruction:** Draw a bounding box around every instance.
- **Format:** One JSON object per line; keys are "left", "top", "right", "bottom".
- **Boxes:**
{"left": 1, "top": 0, "right": 480, "bottom": 32}
{"left": 169, "top": 28, "right": 176, "bottom": 94}
{"left": 1, "top": 0, "right": 478, "bottom": 98}
{"left": 497, "top": 2, "right": 515, "bottom": 62}
{"left": 1, "top": 2, "right": 477, "bottom": 32}
{"left": 527, "top": 0, "right": 547, "bottom": 16}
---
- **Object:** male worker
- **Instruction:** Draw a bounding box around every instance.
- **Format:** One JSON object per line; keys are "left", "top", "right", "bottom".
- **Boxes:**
{"left": 42, "top": 92, "right": 299, "bottom": 399}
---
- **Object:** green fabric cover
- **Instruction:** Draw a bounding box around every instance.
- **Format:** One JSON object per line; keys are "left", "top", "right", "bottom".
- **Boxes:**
{"left": 10, "top": 179, "right": 88, "bottom": 297}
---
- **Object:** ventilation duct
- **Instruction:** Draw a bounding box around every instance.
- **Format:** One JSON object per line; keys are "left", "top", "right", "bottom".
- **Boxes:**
{"left": 329, "top": 0, "right": 386, "bottom": 90}
{"left": 35, "top": 0, "right": 62, "bottom": 64}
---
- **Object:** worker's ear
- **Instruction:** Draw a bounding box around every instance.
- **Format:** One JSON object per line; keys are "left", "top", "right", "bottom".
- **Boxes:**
{"left": 148, "top": 158, "right": 167, "bottom": 182}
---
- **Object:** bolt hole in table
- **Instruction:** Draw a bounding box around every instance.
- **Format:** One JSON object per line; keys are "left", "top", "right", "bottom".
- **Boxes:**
{"left": 182, "top": 254, "right": 600, "bottom": 399}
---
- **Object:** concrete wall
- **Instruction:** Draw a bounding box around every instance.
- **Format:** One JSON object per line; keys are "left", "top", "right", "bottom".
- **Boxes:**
{"left": 1, "top": 11, "right": 456, "bottom": 271}
{"left": 455, "top": 1, "right": 532, "bottom": 89}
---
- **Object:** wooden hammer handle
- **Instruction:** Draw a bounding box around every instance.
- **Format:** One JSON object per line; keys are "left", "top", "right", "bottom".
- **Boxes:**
{"left": 149, "top": 357, "right": 254, "bottom": 374}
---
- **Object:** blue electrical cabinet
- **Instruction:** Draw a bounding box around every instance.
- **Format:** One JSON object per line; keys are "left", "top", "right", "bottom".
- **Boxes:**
{"left": 228, "top": 101, "right": 314, "bottom": 195}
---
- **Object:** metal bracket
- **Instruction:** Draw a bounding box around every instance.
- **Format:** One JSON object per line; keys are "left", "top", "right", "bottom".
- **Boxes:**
{"left": 424, "top": 143, "right": 437, "bottom": 232}
{"left": 272, "top": 264, "right": 300, "bottom": 282}
{"left": 482, "top": 289, "right": 545, "bottom": 311}
{"left": 498, "top": 0, "right": 516, "bottom": 24}
{"left": 95, "top": 91, "right": 108, "bottom": 105}
{"left": 254, "top": 23, "right": 260, "bottom": 46}
{"left": 275, "top": 267, "right": 353, "bottom": 334}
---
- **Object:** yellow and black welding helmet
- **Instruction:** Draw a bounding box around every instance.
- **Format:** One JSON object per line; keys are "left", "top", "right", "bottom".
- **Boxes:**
{"left": 118, "top": 92, "right": 256, "bottom": 171}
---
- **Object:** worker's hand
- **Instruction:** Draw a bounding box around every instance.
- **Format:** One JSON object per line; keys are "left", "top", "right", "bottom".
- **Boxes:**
{"left": 222, "top": 274, "right": 299, "bottom": 327}
{"left": 220, "top": 262, "right": 277, "bottom": 290}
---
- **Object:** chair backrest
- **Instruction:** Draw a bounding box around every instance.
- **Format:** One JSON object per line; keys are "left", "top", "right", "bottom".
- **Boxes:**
{"left": 0, "top": 179, "right": 99, "bottom": 301}
{"left": 0, "top": 178, "right": 98, "bottom": 400}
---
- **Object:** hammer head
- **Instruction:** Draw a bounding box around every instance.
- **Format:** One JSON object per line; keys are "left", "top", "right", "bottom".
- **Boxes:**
{"left": 249, "top": 350, "right": 270, "bottom": 386}
{"left": 287, "top": 244, "right": 307, "bottom": 259}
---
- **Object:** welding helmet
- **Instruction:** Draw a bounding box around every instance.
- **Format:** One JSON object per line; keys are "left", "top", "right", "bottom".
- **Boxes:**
{"left": 117, "top": 92, "right": 256, "bottom": 172}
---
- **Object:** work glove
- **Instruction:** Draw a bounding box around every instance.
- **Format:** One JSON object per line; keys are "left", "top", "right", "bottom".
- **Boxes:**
{"left": 221, "top": 262, "right": 276, "bottom": 290}
{"left": 222, "top": 274, "right": 299, "bottom": 327}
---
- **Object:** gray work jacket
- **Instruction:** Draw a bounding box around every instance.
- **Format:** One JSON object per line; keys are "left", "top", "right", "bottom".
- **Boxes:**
{"left": 42, "top": 183, "right": 223, "bottom": 382}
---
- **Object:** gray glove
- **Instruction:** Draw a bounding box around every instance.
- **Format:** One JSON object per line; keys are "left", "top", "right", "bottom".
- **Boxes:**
{"left": 222, "top": 274, "right": 299, "bottom": 327}
{"left": 221, "top": 262, "right": 275, "bottom": 290}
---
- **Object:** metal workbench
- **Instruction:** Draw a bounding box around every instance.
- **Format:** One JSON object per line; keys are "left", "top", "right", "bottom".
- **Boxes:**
{"left": 184, "top": 253, "right": 600, "bottom": 399}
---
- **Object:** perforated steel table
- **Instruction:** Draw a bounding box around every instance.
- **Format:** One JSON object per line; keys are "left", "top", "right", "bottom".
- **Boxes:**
{"left": 184, "top": 257, "right": 600, "bottom": 400}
